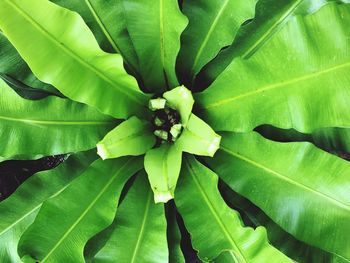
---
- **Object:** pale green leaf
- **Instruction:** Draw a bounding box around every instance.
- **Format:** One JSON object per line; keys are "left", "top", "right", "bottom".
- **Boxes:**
{"left": 208, "top": 131, "right": 350, "bottom": 260}
{"left": 144, "top": 143, "right": 182, "bottom": 203}
{"left": 122, "top": 0, "right": 188, "bottom": 92}
{"left": 197, "top": 3, "right": 350, "bottom": 133}
{"left": 0, "top": 151, "right": 96, "bottom": 263}
{"left": 18, "top": 157, "right": 143, "bottom": 263}
{"left": 93, "top": 172, "right": 168, "bottom": 263}
{"left": 97, "top": 116, "right": 155, "bottom": 160}
{"left": 177, "top": 0, "right": 256, "bottom": 85}
{"left": 0, "top": 0, "right": 150, "bottom": 119}
{"left": 176, "top": 114, "right": 221, "bottom": 157}
{"left": 174, "top": 155, "right": 292, "bottom": 262}
{"left": 163, "top": 85, "right": 194, "bottom": 126}
{"left": 0, "top": 79, "right": 115, "bottom": 159}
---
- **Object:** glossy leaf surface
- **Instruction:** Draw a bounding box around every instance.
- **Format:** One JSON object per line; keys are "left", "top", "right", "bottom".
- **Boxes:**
{"left": 53, "top": 0, "right": 140, "bottom": 74}
{"left": 18, "top": 157, "right": 142, "bottom": 262}
{"left": 144, "top": 144, "right": 182, "bottom": 203}
{"left": 0, "top": 79, "right": 115, "bottom": 159}
{"left": 176, "top": 114, "right": 221, "bottom": 157}
{"left": 97, "top": 117, "right": 155, "bottom": 160}
{"left": 0, "top": 31, "right": 58, "bottom": 96}
{"left": 177, "top": 0, "right": 256, "bottom": 85}
{"left": 0, "top": 152, "right": 96, "bottom": 263}
{"left": 0, "top": 0, "right": 149, "bottom": 119}
{"left": 93, "top": 173, "right": 168, "bottom": 263}
{"left": 175, "top": 155, "right": 291, "bottom": 262}
{"left": 122, "top": 0, "right": 187, "bottom": 92}
{"left": 219, "top": 183, "right": 342, "bottom": 263}
{"left": 208, "top": 132, "right": 350, "bottom": 260}
{"left": 198, "top": 0, "right": 350, "bottom": 86}
{"left": 197, "top": 3, "right": 350, "bottom": 133}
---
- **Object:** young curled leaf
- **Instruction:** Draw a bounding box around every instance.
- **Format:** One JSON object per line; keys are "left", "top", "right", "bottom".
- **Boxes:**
{"left": 163, "top": 85, "right": 194, "bottom": 126}
{"left": 144, "top": 143, "right": 182, "bottom": 203}
{"left": 176, "top": 114, "right": 221, "bottom": 157}
{"left": 97, "top": 116, "right": 156, "bottom": 160}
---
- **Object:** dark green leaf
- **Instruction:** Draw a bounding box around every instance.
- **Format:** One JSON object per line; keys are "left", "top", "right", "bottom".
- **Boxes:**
{"left": 208, "top": 131, "right": 350, "bottom": 260}
{"left": 175, "top": 155, "right": 291, "bottom": 262}
{"left": 197, "top": 3, "right": 350, "bottom": 133}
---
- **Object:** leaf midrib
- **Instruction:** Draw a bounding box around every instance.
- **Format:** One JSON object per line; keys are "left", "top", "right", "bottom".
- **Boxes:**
{"left": 202, "top": 60, "right": 350, "bottom": 110}
{"left": 6, "top": 0, "right": 145, "bottom": 106}
{"left": 83, "top": 0, "right": 120, "bottom": 54}
{"left": 0, "top": 177, "right": 73, "bottom": 237}
{"left": 0, "top": 115, "right": 113, "bottom": 126}
{"left": 130, "top": 189, "right": 152, "bottom": 263}
{"left": 242, "top": 0, "right": 305, "bottom": 58}
{"left": 41, "top": 158, "right": 135, "bottom": 262}
{"left": 220, "top": 146, "right": 350, "bottom": 212}
{"left": 190, "top": 0, "right": 230, "bottom": 79}
{"left": 185, "top": 158, "right": 247, "bottom": 262}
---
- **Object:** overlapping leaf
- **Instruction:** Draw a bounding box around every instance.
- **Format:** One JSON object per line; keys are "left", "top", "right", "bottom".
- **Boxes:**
{"left": 0, "top": 152, "right": 96, "bottom": 263}
{"left": 18, "top": 157, "right": 142, "bottom": 262}
{"left": 177, "top": 0, "right": 256, "bottom": 86}
{"left": 0, "top": 31, "right": 59, "bottom": 97}
{"left": 122, "top": 0, "right": 188, "bottom": 92}
{"left": 219, "top": 183, "right": 344, "bottom": 263}
{"left": 175, "top": 155, "right": 291, "bottom": 262}
{"left": 166, "top": 203, "right": 185, "bottom": 263}
{"left": 0, "top": 79, "right": 115, "bottom": 159}
{"left": 53, "top": 0, "right": 140, "bottom": 75}
{"left": 208, "top": 132, "right": 350, "bottom": 260}
{"left": 93, "top": 173, "right": 168, "bottom": 263}
{"left": 198, "top": 0, "right": 350, "bottom": 87}
{"left": 197, "top": 3, "right": 350, "bottom": 133}
{"left": 0, "top": 0, "right": 149, "bottom": 119}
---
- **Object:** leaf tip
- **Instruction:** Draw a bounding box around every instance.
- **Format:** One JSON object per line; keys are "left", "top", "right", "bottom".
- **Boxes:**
{"left": 96, "top": 143, "right": 108, "bottom": 160}
{"left": 207, "top": 135, "right": 221, "bottom": 157}
{"left": 154, "top": 191, "right": 174, "bottom": 203}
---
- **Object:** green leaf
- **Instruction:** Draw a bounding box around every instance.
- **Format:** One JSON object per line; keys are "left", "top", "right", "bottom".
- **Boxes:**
{"left": 257, "top": 125, "right": 350, "bottom": 155}
{"left": 208, "top": 131, "right": 350, "bottom": 260}
{"left": 0, "top": 151, "right": 96, "bottom": 263}
{"left": 53, "top": 0, "right": 140, "bottom": 75}
{"left": 0, "top": 73, "right": 55, "bottom": 100}
{"left": 166, "top": 202, "right": 185, "bottom": 263}
{"left": 52, "top": 0, "right": 113, "bottom": 53}
{"left": 0, "top": 0, "right": 149, "bottom": 119}
{"left": 198, "top": 0, "right": 338, "bottom": 87}
{"left": 219, "top": 182, "right": 341, "bottom": 263}
{"left": 197, "top": 3, "right": 350, "bottom": 133}
{"left": 18, "top": 157, "right": 142, "bottom": 262}
{"left": 311, "top": 127, "right": 350, "bottom": 153}
{"left": 93, "top": 172, "right": 168, "bottom": 263}
{"left": 174, "top": 155, "right": 291, "bottom": 262}
{"left": 177, "top": 0, "right": 256, "bottom": 85}
{"left": 122, "top": 0, "right": 188, "bottom": 92}
{"left": 176, "top": 114, "right": 221, "bottom": 157}
{"left": 97, "top": 116, "right": 155, "bottom": 160}
{"left": 163, "top": 85, "right": 194, "bottom": 126}
{"left": 0, "top": 31, "right": 59, "bottom": 96}
{"left": 144, "top": 143, "right": 182, "bottom": 203}
{"left": 0, "top": 79, "right": 115, "bottom": 159}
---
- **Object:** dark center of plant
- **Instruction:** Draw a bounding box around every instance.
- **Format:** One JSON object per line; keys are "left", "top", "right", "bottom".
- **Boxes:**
{"left": 149, "top": 98, "right": 183, "bottom": 142}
